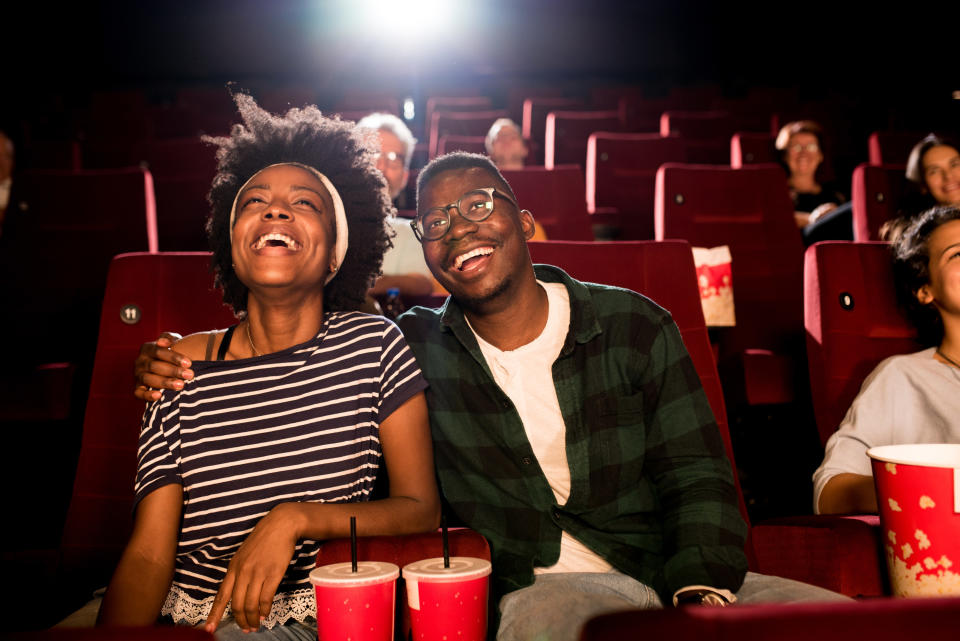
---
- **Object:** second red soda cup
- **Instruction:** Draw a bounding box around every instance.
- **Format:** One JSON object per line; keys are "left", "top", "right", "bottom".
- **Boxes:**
{"left": 402, "top": 556, "right": 492, "bottom": 641}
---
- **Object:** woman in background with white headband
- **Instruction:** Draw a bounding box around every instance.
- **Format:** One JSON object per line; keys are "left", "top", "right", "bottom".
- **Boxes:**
{"left": 98, "top": 94, "right": 440, "bottom": 639}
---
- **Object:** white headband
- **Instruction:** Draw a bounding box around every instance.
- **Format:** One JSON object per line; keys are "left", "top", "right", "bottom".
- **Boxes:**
{"left": 229, "top": 162, "right": 349, "bottom": 285}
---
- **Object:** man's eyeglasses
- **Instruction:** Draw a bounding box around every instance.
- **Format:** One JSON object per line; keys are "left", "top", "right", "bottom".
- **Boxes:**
{"left": 377, "top": 150, "right": 405, "bottom": 170}
{"left": 411, "top": 187, "right": 517, "bottom": 242}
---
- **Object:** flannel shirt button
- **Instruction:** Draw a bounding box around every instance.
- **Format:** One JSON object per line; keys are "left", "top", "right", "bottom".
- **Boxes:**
{"left": 521, "top": 457, "right": 532, "bottom": 465}
{"left": 501, "top": 399, "right": 511, "bottom": 409}
{"left": 552, "top": 508, "right": 562, "bottom": 520}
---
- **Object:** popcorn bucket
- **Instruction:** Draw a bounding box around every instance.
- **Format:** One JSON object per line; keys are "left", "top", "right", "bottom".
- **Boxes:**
{"left": 868, "top": 444, "right": 960, "bottom": 597}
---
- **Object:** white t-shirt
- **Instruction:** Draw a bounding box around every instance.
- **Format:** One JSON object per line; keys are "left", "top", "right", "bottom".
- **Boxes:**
{"left": 812, "top": 347, "right": 960, "bottom": 513}
{"left": 382, "top": 216, "right": 433, "bottom": 278}
{"left": 470, "top": 281, "right": 613, "bottom": 574}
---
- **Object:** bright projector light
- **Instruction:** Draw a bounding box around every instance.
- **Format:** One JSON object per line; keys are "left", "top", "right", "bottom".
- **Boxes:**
{"left": 359, "top": 0, "right": 454, "bottom": 38}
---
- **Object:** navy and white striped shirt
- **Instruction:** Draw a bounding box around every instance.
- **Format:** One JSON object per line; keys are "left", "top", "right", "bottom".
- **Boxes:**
{"left": 135, "top": 312, "right": 428, "bottom": 627}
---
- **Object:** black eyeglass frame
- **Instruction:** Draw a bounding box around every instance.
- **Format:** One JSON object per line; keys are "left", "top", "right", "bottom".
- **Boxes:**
{"left": 410, "top": 187, "right": 518, "bottom": 242}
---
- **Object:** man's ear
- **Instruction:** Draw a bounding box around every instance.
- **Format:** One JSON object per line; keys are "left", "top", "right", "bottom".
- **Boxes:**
{"left": 916, "top": 284, "right": 934, "bottom": 305}
{"left": 519, "top": 209, "right": 536, "bottom": 240}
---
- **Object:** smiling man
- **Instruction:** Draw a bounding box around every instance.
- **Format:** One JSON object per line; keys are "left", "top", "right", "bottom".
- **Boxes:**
{"left": 395, "top": 152, "right": 846, "bottom": 640}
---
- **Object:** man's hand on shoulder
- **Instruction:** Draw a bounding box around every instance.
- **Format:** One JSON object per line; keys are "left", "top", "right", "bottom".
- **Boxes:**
{"left": 134, "top": 332, "right": 192, "bottom": 402}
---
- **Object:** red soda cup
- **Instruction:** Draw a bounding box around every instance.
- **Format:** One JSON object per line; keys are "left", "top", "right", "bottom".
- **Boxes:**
{"left": 402, "top": 557, "right": 491, "bottom": 641}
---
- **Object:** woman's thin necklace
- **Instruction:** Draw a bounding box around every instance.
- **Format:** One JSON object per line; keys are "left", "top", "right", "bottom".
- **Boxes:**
{"left": 245, "top": 321, "right": 262, "bottom": 357}
{"left": 936, "top": 348, "right": 960, "bottom": 370}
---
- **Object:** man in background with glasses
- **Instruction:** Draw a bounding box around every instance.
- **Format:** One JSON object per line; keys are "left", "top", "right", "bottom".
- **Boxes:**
{"left": 358, "top": 112, "right": 436, "bottom": 298}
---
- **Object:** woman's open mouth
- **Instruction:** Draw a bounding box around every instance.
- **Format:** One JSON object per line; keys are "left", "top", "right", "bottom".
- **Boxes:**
{"left": 251, "top": 232, "right": 302, "bottom": 251}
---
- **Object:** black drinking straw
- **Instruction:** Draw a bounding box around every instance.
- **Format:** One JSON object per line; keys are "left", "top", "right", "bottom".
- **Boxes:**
{"left": 441, "top": 513, "right": 450, "bottom": 568}
{"left": 350, "top": 516, "right": 358, "bottom": 573}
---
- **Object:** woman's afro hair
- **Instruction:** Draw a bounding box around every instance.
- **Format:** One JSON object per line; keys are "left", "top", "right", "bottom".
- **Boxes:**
{"left": 203, "top": 92, "right": 393, "bottom": 316}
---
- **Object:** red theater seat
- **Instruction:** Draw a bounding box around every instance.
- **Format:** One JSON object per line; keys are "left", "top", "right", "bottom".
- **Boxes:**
{"left": 522, "top": 97, "right": 586, "bottom": 164}
{"left": 500, "top": 166, "right": 594, "bottom": 240}
{"left": 867, "top": 130, "right": 928, "bottom": 165}
{"left": 850, "top": 163, "right": 909, "bottom": 241}
{"left": 544, "top": 110, "right": 621, "bottom": 169}
{"left": 585, "top": 132, "right": 686, "bottom": 239}
{"left": 0, "top": 168, "right": 159, "bottom": 366}
{"left": 506, "top": 87, "right": 567, "bottom": 124}
{"left": 581, "top": 596, "right": 960, "bottom": 641}
{"left": 615, "top": 95, "right": 668, "bottom": 133}
{"left": 79, "top": 138, "right": 216, "bottom": 250}
{"left": 730, "top": 132, "right": 777, "bottom": 167}
{"left": 436, "top": 134, "right": 487, "bottom": 157}
{"left": 656, "top": 164, "right": 804, "bottom": 407}
{"left": 527, "top": 240, "right": 886, "bottom": 596}
{"left": 428, "top": 110, "right": 506, "bottom": 159}
{"left": 59, "top": 253, "right": 237, "bottom": 607}
{"left": 144, "top": 138, "right": 219, "bottom": 250}
{"left": 803, "top": 241, "right": 920, "bottom": 446}
{"left": 660, "top": 111, "right": 736, "bottom": 164}
{"left": 424, "top": 96, "right": 492, "bottom": 128}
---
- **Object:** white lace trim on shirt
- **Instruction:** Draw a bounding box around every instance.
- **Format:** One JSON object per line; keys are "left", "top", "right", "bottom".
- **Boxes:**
{"left": 162, "top": 584, "right": 315, "bottom": 630}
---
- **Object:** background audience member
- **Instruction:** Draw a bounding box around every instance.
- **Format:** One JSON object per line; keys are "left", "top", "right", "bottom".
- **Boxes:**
{"left": 357, "top": 112, "right": 436, "bottom": 298}
{"left": 906, "top": 134, "right": 960, "bottom": 207}
{"left": 813, "top": 205, "right": 960, "bottom": 515}
{"left": 880, "top": 134, "right": 960, "bottom": 242}
{"left": 776, "top": 120, "right": 847, "bottom": 222}
{"left": 775, "top": 120, "right": 849, "bottom": 243}
{"left": 485, "top": 118, "right": 528, "bottom": 170}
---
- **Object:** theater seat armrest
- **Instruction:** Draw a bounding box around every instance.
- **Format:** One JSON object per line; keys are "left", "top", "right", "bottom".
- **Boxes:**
{"left": 750, "top": 515, "right": 886, "bottom": 597}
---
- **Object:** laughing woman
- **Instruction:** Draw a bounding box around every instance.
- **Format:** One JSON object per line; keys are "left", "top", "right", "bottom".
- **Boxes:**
{"left": 97, "top": 94, "right": 440, "bottom": 639}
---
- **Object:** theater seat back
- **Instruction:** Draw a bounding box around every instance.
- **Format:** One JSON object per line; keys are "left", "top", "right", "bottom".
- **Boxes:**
{"left": 501, "top": 166, "right": 594, "bottom": 241}
{"left": 60, "top": 252, "right": 236, "bottom": 597}
{"left": 804, "top": 241, "right": 921, "bottom": 445}
{"left": 851, "top": 163, "right": 909, "bottom": 241}
{"left": 544, "top": 110, "right": 621, "bottom": 169}
{"left": 730, "top": 132, "right": 777, "bottom": 167}
{"left": 656, "top": 163, "right": 803, "bottom": 355}
{"left": 586, "top": 132, "right": 687, "bottom": 239}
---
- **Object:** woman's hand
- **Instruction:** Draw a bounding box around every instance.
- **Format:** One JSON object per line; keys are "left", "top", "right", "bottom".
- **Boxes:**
{"left": 203, "top": 503, "right": 303, "bottom": 633}
{"left": 134, "top": 332, "right": 192, "bottom": 401}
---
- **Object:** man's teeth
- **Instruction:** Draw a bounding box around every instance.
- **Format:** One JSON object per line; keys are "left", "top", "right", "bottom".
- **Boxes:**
{"left": 454, "top": 247, "right": 493, "bottom": 270}
{"left": 253, "top": 233, "right": 300, "bottom": 250}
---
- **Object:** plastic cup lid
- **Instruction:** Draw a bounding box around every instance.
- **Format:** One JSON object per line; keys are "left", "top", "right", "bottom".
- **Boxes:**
{"left": 309, "top": 561, "right": 400, "bottom": 587}
{"left": 402, "top": 557, "right": 492, "bottom": 582}
{"left": 867, "top": 444, "right": 960, "bottom": 469}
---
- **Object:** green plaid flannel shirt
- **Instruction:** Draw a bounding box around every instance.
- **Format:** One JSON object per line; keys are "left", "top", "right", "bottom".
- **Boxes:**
{"left": 396, "top": 264, "right": 747, "bottom": 602}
